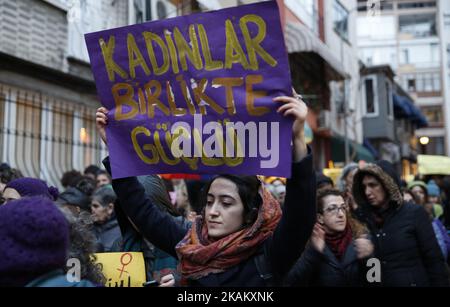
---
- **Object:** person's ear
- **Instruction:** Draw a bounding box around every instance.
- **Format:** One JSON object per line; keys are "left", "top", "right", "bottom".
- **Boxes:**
{"left": 107, "top": 203, "right": 114, "bottom": 215}
{"left": 317, "top": 213, "right": 324, "bottom": 225}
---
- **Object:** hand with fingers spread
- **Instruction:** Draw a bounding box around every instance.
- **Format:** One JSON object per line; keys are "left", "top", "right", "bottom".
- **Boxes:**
{"left": 158, "top": 273, "right": 176, "bottom": 287}
{"left": 273, "top": 88, "right": 308, "bottom": 161}
{"left": 96, "top": 107, "right": 109, "bottom": 145}
{"left": 310, "top": 222, "right": 326, "bottom": 253}
{"left": 354, "top": 234, "right": 374, "bottom": 259}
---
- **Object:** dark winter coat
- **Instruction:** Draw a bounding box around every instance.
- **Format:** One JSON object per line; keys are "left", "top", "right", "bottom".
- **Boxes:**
{"left": 93, "top": 215, "right": 122, "bottom": 252}
{"left": 285, "top": 241, "right": 369, "bottom": 287}
{"left": 352, "top": 162, "right": 449, "bottom": 287}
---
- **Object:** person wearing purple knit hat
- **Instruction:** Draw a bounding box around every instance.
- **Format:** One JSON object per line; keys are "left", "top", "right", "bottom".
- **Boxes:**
{"left": 0, "top": 196, "right": 96, "bottom": 287}
{"left": 2, "top": 177, "right": 59, "bottom": 203}
{"left": 0, "top": 196, "right": 68, "bottom": 286}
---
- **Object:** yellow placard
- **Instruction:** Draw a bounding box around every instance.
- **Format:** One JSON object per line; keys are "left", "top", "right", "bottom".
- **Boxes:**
{"left": 322, "top": 168, "right": 343, "bottom": 186}
{"left": 418, "top": 155, "right": 450, "bottom": 175}
{"left": 94, "top": 252, "right": 146, "bottom": 287}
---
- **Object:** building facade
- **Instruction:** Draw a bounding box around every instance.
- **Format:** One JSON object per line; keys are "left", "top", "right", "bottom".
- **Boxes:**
{"left": 439, "top": 0, "right": 450, "bottom": 155}
{"left": 189, "top": 0, "right": 370, "bottom": 169}
{"left": 357, "top": 0, "right": 448, "bottom": 156}
{"left": 0, "top": 0, "right": 130, "bottom": 187}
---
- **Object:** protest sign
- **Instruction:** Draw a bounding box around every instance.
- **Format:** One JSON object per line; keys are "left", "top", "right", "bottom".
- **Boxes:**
{"left": 418, "top": 155, "right": 450, "bottom": 175}
{"left": 94, "top": 252, "right": 146, "bottom": 287}
{"left": 85, "top": 1, "right": 293, "bottom": 178}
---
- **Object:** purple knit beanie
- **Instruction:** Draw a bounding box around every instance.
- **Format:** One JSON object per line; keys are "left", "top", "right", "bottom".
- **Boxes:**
{"left": 0, "top": 196, "right": 69, "bottom": 286}
{"left": 5, "top": 177, "right": 59, "bottom": 201}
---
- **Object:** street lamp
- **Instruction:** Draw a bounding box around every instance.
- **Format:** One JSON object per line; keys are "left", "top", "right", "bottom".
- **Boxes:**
{"left": 419, "top": 136, "right": 429, "bottom": 154}
{"left": 419, "top": 136, "right": 430, "bottom": 145}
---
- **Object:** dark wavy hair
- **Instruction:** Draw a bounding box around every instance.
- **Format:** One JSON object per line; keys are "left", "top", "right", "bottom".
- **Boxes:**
{"left": 59, "top": 207, "right": 106, "bottom": 285}
{"left": 201, "top": 175, "right": 262, "bottom": 225}
{"left": 60, "top": 170, "right": 84, "bottom": 189}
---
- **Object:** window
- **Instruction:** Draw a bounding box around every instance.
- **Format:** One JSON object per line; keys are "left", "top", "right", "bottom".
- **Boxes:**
{"left": 0, "top": 86, "right": 104, "bottom": 187}
{"left": 357, "top": 0, "right": 366, "bottom": 12}
{"left": 447, "top": 44, "right": 450, "bottom": 68}
{"left": 286, "top": 0, "right": 319, "bottom": 34}
{"left": 133, "top": 0, "right": 149, "bottom": 23}
{"left": 421, "top": 106, "right": 443, "bottom": 126}
{"left": 407, "top": 78, "right": 416, "bottom": 92}
{"left": 130, "top": 0, "right": 176, "bottom": 24}
{"left": 398, "top": 1, "right": 436, "bottom": 9}
{"left": 357, "top": 0, "right": 393, "bottom": 12}
{"left": 381, "top": 2, "right": 394, "bottom": 10}
{"left": 363, "top": 77, "right": 378, "bottom": 116}
{"left": 434, "top": 137, "right": 445, "bottom": 156}
{"left": 332, "top": 81, "right": 346, "bottom": 114}
{"left": 14, "top": 96, "right": 42, "bottom": 178}
{"left": 416, "top": 75, "right": 424, "bottom": 91}
{"left": 334, "top": 1, "right": 349, "bottom": 41}
{"left": 67, "top": 0, "right": 104, "bottom": 62}
{"left": 422, "top": 136, "right": 445, "bottom": 155}
{"left": 399, "top": 14, "right": 437, "bottom": 38}
{"left": 415, "top": 72, "right": 441, "bottom": 93}
{"left": 423, "top": 73, "right": 432, "bottom": 91}
{"left": 398, "top": 44, "right": 440, "bottom": 68}
{"left": 52, "top": 103, "right": 74, "bottom": 180}
{"left": 430, "top": 43, "right": 439, "bottom": 63}
{"left": 401, "top": 49, "right": 410, "bottom": 64}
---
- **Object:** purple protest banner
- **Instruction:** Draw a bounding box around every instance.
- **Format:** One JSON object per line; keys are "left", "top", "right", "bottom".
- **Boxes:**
{"left": 85, "top": 1, "right": 293, "bottom": 179}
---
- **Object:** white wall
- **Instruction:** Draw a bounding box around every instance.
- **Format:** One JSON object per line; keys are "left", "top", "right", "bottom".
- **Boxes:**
{"left": 324, "top": 0, "right": 363, "bottom": 144}
{"left": 68, "top": 0, "right": 128, "bottom": 63}
{"left": 285, "top": 0, "right": 318, "bottom": 33}
{"left": 357, "top": 15, "right": 396, "bottom": 41}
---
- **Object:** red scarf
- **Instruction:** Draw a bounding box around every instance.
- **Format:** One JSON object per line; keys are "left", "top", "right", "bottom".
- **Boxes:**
{"left": 175, "top": 187, "right": 282, "bottom": 282}
{"left": 325, "top": 224, "right": 353, "bottom": 261}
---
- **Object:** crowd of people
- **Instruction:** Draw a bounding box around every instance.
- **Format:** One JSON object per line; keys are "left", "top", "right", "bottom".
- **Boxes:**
{"left": 1, "top": 93, "right": 450, "bottom": 287}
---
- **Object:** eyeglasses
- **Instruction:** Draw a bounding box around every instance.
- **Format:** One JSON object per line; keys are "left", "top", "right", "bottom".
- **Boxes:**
{"left": 322, "top": 204, "right": 348, "bottom": 215}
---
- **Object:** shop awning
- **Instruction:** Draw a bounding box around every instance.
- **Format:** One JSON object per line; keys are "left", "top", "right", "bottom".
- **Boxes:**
{"left": 284, "top": 22, "right": 350, "bottom": 81}
{"left": 418, "top": 155, "right": 450, "bottom": 175}
{"left": 393, "top": 94, "right": 428, "bottom": 128}
{"left": 363, "top": 138, "right": 379, "bottom": 159}
{"left": 331, "top": 135, "right": 375, "bottom": 163}
{"left": 393, "top": 94, "right": 413, "bottom": 117}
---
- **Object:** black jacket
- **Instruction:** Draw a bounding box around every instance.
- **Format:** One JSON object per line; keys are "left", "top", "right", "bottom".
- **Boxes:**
{"left": 352, "top": 163, "right": 449, "bottom": 287}
{"left": 359, "top": 203, "right": 449, "bottom": 286}
{"left": 103, "top": 149, "right": 316, "bottom": 286}
{"left": 285, "top": 242, "right": 368, "bottom": 287}
{"left": 93, "top": 215, "right": 122, "bottom": 252}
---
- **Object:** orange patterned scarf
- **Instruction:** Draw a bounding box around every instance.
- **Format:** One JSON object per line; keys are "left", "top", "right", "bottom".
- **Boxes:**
{"left": 175, "top": 187, "right": 282, "bottom": 281}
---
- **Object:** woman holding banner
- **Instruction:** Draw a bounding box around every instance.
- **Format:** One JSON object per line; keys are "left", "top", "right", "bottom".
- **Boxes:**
{"left": 96, "top": 93, "right": 316, "bottom": 286}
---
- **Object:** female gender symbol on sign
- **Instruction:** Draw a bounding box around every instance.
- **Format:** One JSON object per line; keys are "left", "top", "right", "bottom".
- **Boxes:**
{"left": 117, "top": 253, "right": 133, "bottom": 278}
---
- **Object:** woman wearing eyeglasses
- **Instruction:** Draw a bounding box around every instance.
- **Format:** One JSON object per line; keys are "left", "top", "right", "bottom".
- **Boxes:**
{"left": 285, "top": 188, "right": 374, "bottom": 286}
